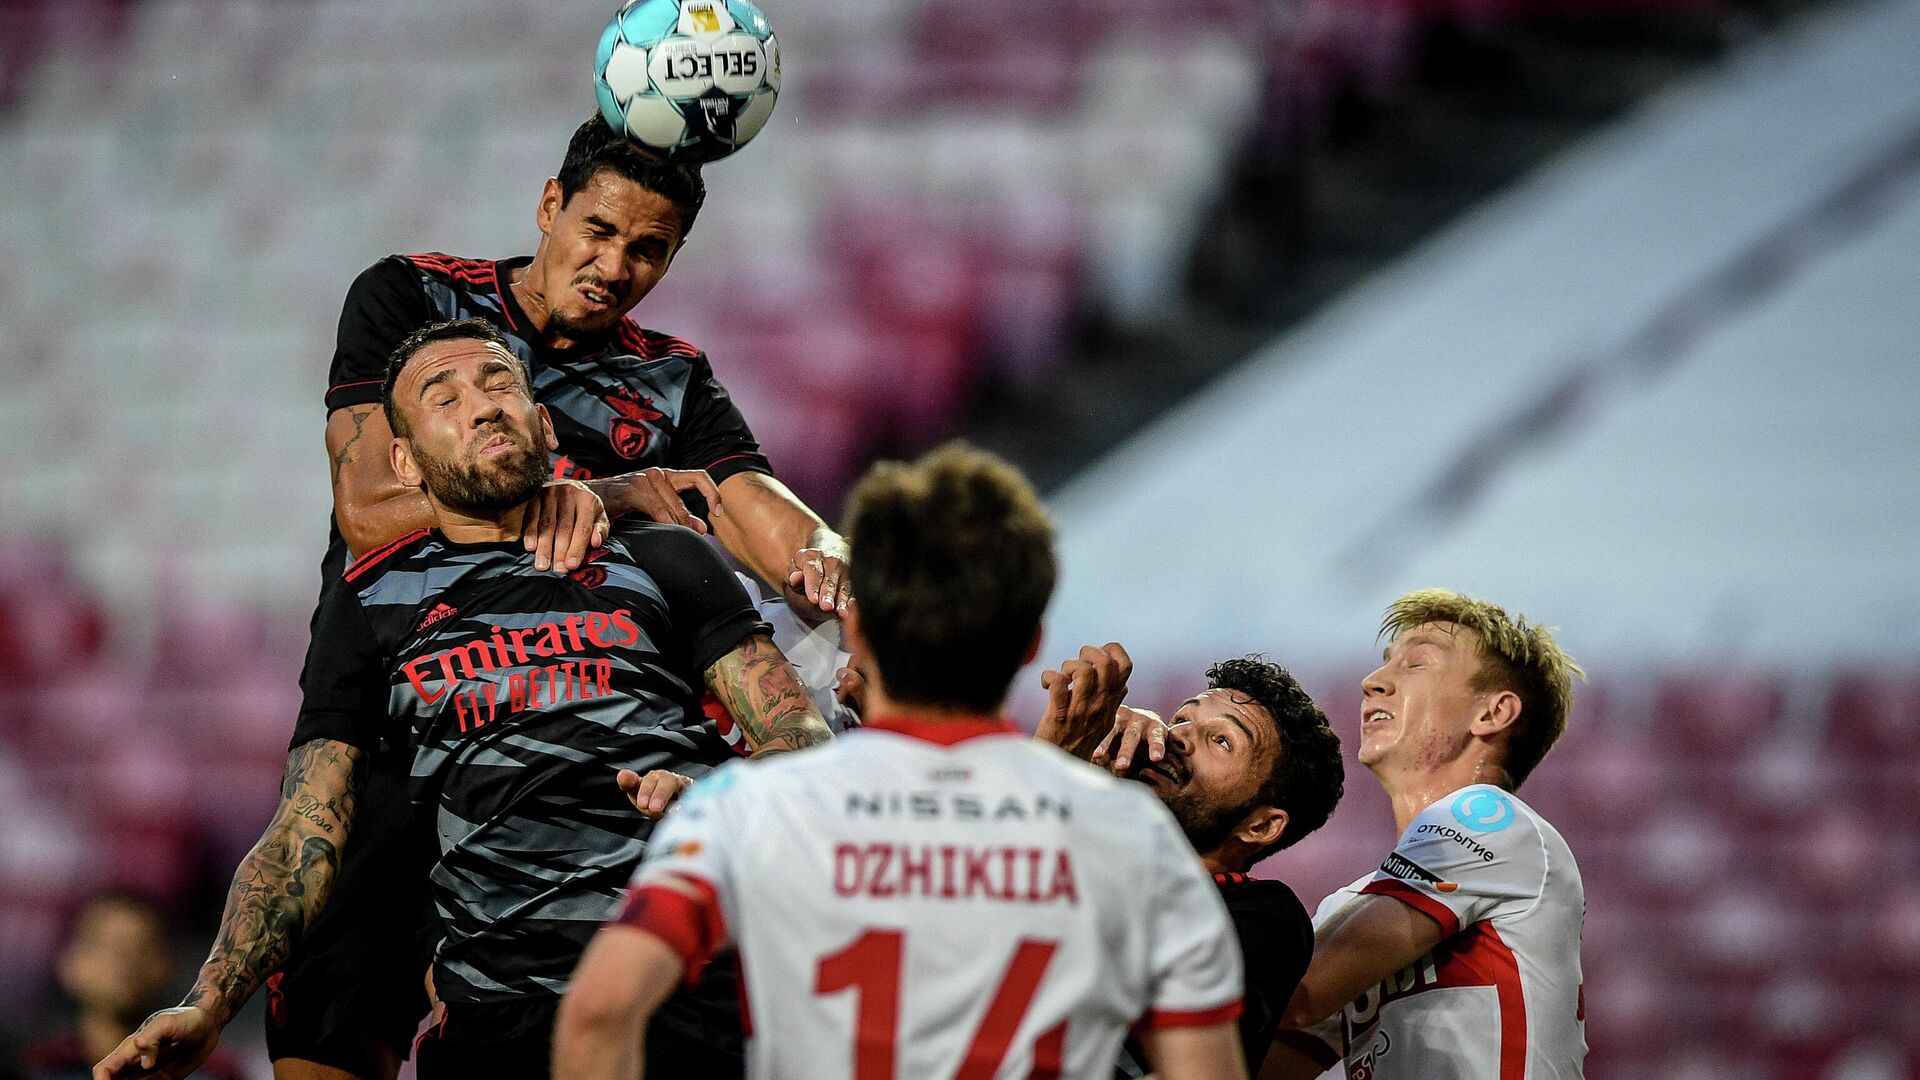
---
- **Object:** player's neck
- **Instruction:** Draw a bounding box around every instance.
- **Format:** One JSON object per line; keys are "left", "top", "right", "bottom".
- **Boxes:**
{"left": 1378, "top": 755, "right": 1512, "bottom": 835}
{"left": 864, "top": 685, "right": 1006, "bottom": 725}
{"left": 511, "top": 258, "right": 597, "bottom": 353}
{"left": 431, "top": 498, "right": 536, "bottom": 546}
{"left": 1195, "top": 847, "right": 1242, "bottom": 878}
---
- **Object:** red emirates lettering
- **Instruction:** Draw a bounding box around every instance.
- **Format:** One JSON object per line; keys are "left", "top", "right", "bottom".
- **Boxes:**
{"left": 406, "top": 609, "right": 634, "bottom": 732}
{"left": 408, "top": 610, "right": 640, "bottom": 699}
{"left": 830, "top": 844, "right": 1078, "bottom": 905}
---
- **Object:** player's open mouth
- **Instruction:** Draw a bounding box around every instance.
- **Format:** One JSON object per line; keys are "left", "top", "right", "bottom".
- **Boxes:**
{"left": 1137, "top": 755, "right": 1187, "bottom": 787}
{"left": 1363, "top": 709, "right": 1395, "bottom": 728}
{"left": 578, "top": 285, "right": 616, "bottom": 310}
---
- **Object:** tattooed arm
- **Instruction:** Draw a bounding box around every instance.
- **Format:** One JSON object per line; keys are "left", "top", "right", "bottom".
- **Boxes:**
{"left": 706, "top": 633, "right": 833, "bottom": 756}
{"left": 327, "top": 403, "right": 434, "bottom": 558}
{"left": 94, "top": 739, "right": 367, "bottom": 1080}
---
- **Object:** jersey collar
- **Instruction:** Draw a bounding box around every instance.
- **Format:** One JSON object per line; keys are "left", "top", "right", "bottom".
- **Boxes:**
{"left": 863, "top": 714, "right": 1022, "bottom": 746}
{"left": 495, "top": 257, "right": 534, "bottom": 334}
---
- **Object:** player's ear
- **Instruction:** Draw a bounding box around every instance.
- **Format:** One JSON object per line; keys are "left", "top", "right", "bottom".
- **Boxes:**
{"left": 1235, "top": 805, "right": 1288, "bottom": 855}
{"left": 537, "top": 177, "right": 565, "bottom": 235}
{"left": 841, "top": 603, "right": 868, "bottom": 659}
{"left": 1021, "top": 625, "right": 1043, "bottom": 666}
{"left": 1472, "top": 690, "right": 1522, "bottom": 739}
{"left": 536, "top": 404, "right": 558, "bottom": 453}
{"left": 391, "top": 437, "right": 424, "bottom": 490}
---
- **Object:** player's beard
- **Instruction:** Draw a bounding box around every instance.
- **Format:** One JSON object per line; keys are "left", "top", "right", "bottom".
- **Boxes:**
{"left": 1162, "top": 788, "right": 1259, "bottom": 855}
{"left": 414, "top": 428, "right": 548, "bottom": 515}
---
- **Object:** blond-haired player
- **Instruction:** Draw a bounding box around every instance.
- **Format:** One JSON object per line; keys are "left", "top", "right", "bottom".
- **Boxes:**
{"left": 1264, "top": 589, "right": 1588, "bottom": 1080}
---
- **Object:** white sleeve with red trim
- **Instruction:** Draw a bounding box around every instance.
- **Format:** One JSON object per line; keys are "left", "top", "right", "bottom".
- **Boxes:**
{"left": 612, "top": 766, "right": 747, "bottom": 980}
{"left": 1362, "top": 784, "right": 1547, "bottom": 937}
{"left": 1142, "top": 803, "right": 1245, "bottom": 1027}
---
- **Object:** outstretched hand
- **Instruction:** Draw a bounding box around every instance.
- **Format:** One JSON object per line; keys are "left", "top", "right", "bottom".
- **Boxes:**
{"left": 1034, "top": 643, "right": 1134, "bottom": 760}
{"left": 618, "top": 768, "right": 695, "bottom": 819}
{"left": 1090, "top": 705, "right": 1169, "bottom": 777}
{"left": 93, "top": 1006, "right": 220, "bottom": 1080}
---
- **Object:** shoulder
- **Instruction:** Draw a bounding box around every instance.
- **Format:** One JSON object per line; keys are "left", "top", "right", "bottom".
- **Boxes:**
{"left": 1221, "top": 876, "right": 1310, "bottom": 923}
{"left": 341, "top": 255, "right": 431, "bottom": 307}
{"left": 1223, "top": 878, "right": 1314, "bottom": 952}
{"left": 341, "top": 528, "right": 435, "bottom": 585}
{"left": 613, "top": 319, "right": 705, "bottom": 363}
{"left": 609, "top": 520, "right": 724, "bottom": 567}
{"left": 1409, "top": 783, "right": 1541, "bottom": 840}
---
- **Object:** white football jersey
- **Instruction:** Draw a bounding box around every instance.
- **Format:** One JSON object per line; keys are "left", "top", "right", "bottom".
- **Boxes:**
{"left": 628, "top": 715, "right": 1244, "bottom": 1080}
{"left": 1297, "top": 784, "right": 1586, "bottom": 1080}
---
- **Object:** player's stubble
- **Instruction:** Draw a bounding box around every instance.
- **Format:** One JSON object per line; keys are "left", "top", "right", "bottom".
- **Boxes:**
{"left": 412, "top": 422, "right": 549, "bottom": 516}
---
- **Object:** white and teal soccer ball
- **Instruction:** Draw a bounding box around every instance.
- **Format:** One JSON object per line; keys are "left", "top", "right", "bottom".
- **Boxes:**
{"left": 594, "top": 0, "right": 781, "bottom": 164}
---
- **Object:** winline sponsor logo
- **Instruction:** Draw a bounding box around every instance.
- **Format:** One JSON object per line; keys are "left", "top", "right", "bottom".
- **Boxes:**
{"left": 1381, "top": 852, "right": 1459, "bottom": 893}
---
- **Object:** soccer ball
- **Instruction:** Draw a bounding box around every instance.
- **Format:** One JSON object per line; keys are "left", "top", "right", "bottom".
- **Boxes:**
{"left": 594, "top": 0, "right": 781, "bottom": 164}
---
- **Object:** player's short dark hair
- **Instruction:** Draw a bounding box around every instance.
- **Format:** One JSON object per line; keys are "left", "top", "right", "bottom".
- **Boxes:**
{"left": 845, "top": 442, "right": 1056, "bottom": 714}
{"left": 1209, "top": 656, "right": 1345, "bottom": 863}
{"left": 557, "top": 115, "right": 706, "bottom": 241}
{"left": 382, "top": 318, "right": 528, "bottom": 438}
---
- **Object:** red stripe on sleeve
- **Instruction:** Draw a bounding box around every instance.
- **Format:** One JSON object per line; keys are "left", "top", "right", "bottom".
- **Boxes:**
{"left": 343, "top": 529, "right": 431, "bottom": 583}
{"left": 702, "top": 452, "right": 765, "bottom": 473}
{"left": 1138, "top": 999, "right": 1243, "bottom": 1031}
{"left": 608, "top": 878, "right": 727, "bottom": 984}
{"left": 1359, "top": 878, "right": 1463, "bottom": 937}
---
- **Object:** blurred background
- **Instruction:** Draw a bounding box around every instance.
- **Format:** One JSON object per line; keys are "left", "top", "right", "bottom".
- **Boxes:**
{"left": 1, "top": 0, "right": 1916, "bottom": 1076}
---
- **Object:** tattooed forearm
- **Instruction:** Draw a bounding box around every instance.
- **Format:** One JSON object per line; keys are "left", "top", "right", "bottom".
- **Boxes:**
{"left": 707, "top": 635, "right": 833, "bottom": 756}
{"left": 329, "top": 405, "right": 377, "bottom": 485}
{"left": 183, "top": 739, "right": 366, "bottom": 1026}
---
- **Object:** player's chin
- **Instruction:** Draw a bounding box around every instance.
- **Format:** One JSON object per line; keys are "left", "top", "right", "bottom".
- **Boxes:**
{"left": 557, "top": 301, "right": 626, "bottom": 333}
{"left": 1356, "top": 738, "right": 1390, "bottom": 767}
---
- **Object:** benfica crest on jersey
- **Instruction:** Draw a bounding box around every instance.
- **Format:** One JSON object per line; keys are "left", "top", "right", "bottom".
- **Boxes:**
{"left": 606, "top": 387, "right": 666, "bottom": 459}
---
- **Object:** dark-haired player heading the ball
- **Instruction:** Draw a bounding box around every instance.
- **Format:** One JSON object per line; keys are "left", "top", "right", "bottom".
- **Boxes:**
{"left": 279, "top": 116, "right": 854, "bottom": 1080}
{"left": 95, "top": 320, "right": 831, "bottom": 1080}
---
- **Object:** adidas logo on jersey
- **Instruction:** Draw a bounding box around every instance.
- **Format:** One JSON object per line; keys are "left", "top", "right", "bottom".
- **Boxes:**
{"left": 417, "top": 603, "right": 459, "bottom": 631}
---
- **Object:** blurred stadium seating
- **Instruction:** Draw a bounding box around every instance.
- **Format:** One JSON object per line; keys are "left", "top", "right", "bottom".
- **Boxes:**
{"left": 2, "top": 0, "right": 1915, "bottom": 1076}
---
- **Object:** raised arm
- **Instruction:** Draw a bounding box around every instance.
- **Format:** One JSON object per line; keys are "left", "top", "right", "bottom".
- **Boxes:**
{"left": 1279, "top": 893, "right": 1446, "bottom": 1030}
{"left": 328, "top": 403, "right": 434, "bottom": 557}
{"left": 95, "top": 738, "right": 368, "bottom": 1080}
{"left": 705, "top": 633, "right": 833, "bottom": 756}
{"left": 710, "top": 471, "right": 850, "bottom": 615}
